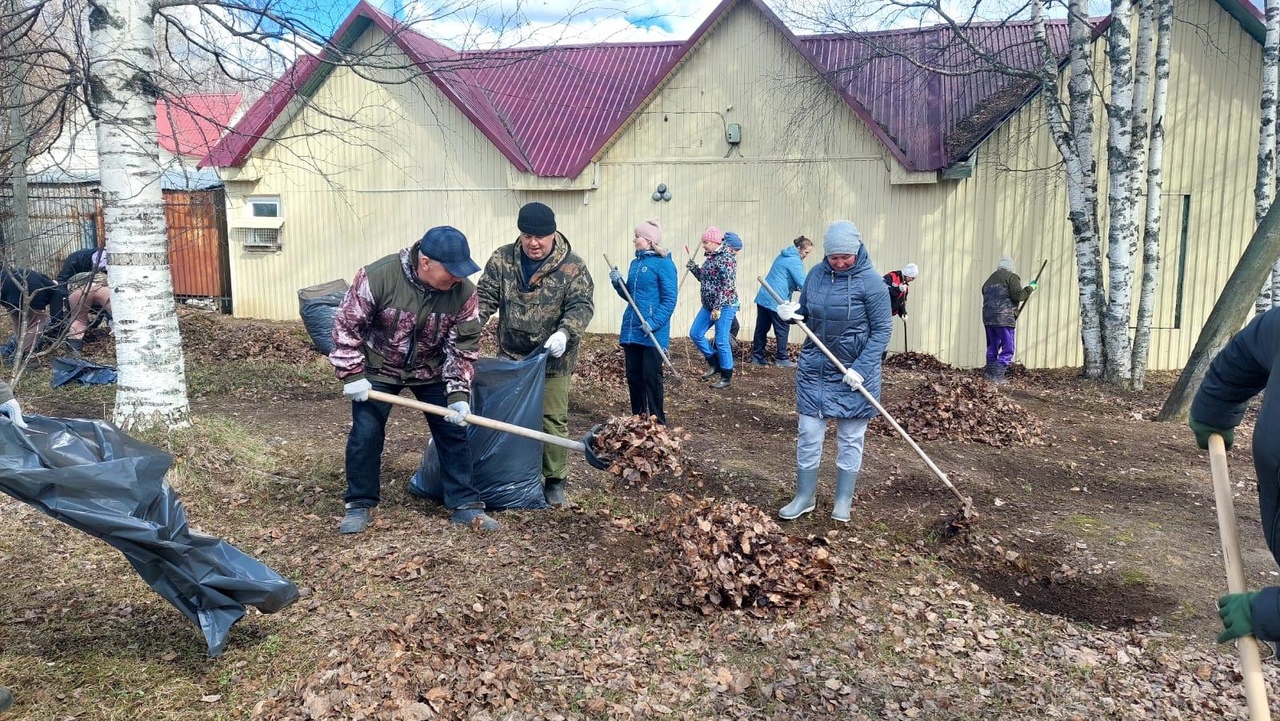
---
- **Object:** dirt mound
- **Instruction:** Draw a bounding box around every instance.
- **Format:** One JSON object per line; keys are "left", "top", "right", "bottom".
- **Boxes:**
{"left": 884, "top": 351, "right": 951, "bottom": 372}
{"left": 591, "top": 415, "right": 687, "bottom": 484}
{"left": 254, "top": 609, "right": 533, "bottom": 720}
{"left": 179, "top": 310, "right": 318, "bottom": 365}
{"left": 871, "top": 374, "right": 1045, "bottom": 446}
{"left": 644, "top": 497, "right": 835, "bottom": 615}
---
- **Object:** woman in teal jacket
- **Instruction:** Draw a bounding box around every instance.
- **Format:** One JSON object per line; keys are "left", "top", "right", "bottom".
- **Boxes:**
{"left": 609, "top": 219, "right": 678, "bottom": 423}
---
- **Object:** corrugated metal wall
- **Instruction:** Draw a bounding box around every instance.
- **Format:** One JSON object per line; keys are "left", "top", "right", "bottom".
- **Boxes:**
{"left": 225, "top": 0, "right": 1261, "bottom": 371}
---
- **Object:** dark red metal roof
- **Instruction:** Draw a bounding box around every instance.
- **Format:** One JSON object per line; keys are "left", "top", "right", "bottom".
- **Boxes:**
{"left": 801, "top": 22, "right": 1072, "bottom": 171}
{"left": 463, "top": 43, "right": 683, "bottom": 177}
{"left": 201, "top": 0, "right": 1258, "bottom": 177}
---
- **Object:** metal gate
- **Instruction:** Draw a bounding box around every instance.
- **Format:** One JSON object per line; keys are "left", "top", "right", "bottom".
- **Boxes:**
{"left": 165, "top": 188, "right": 231, "bottom": 312}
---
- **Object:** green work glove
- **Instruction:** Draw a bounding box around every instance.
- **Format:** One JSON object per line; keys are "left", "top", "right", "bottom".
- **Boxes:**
{"left": 1188, "top": 418, "right": 1234, "bottom": 451}
{"left": 1218, "top": 591, "right": 1260, "bottom": 643}
{"left": 1027, "top": 280, "right": 1038, "bottom": 291}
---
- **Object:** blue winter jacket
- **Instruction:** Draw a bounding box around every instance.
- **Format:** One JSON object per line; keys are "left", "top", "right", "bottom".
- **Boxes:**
{"left": 613, "top": 250, "right": 678, "bottom": 349}
{"left": 754, "top": 246, "right": 807, "bottom": 310}
{"left": 795, "top": 246, "right": 893, "bottom": 419}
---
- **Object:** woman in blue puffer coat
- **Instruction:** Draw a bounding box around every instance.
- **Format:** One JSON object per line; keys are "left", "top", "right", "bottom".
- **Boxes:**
{"left": 775, "top": 220, "right": 892, "bottom": 522}
{"left": 609, "top": 218, "right": 678, "bottom": 423}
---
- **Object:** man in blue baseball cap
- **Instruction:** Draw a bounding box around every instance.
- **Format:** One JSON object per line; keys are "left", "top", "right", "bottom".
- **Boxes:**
{"left": 329, "top": 226, "right": 497, "bottom": 534}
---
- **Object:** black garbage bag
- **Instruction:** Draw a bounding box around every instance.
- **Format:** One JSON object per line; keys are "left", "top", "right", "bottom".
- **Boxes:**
{"left": 0, "top": 415, "right": 299, "bottom": 657}
{"left": 298, "top": 279, "right": 349, "bottom": 355}
{"left": 409, "top": 352, "right": 549, "bottom": 509}
{"left": 51, "top": 355, "right": 118, "bottom": 387}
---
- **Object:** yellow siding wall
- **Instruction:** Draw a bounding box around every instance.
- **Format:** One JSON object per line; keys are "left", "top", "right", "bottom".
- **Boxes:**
{"left": 225, "top": 0, "right": 1262, "bottom": 371}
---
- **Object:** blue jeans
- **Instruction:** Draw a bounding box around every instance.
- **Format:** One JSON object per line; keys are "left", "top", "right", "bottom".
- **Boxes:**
{"left": 690, "top": 305, "right": 737, "bottom": 370}
{"left": 344, "top": 380, "right": 480, "bottom": 510}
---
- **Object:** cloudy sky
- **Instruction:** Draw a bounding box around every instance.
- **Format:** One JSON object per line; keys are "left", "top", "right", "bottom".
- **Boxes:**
{"left": 290, "top": 0, "right": 1118, "bottom": 51}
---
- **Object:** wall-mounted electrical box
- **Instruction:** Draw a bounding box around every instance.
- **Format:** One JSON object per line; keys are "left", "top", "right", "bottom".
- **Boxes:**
{"left": 726, "top": 123, "right": 742, "bottom": 145}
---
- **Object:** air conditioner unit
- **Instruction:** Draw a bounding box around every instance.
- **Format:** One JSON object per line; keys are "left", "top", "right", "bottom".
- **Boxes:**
{"left": 231, "top": 216, "right": 285, "bottom": 251}
{"left": 234, "top": 226, "right": 282, "bottom": 250}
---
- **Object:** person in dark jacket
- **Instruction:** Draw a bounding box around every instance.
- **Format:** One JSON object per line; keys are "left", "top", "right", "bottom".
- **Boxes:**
{"left": 0, "top": 267, "right": 64, "bottom": 356}
{"left": 980, "top": 256, "right": 1036, "bottom": 383}
{"left": 56, "top": 247, "right": 104, "bottom": 284}
{"left": 63, "top": 249, "right": 110, "bottom": 353}
{"left": 330, "top": 226, "right": 495, "bottom": 534}
{"left": 883, "top": 263, "right": 918, "bottom": 320}
{"left": 1189, "top": 307, "right": 1280, "bottom": 644}
{"left": 687, "top": 226, "right": 739, "bottom": 390}
{"left": 775, "top": 220, "right": 892, "bottom": 523}
{"left": 751, "top": 236, "right": 812, "bottom": 367}
{"left": 609, "top": 218, "right": 678, "bottom": 424}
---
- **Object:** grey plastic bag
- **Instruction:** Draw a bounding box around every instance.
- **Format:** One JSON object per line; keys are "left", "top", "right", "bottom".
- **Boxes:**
{"left": 0, "top": 415, "right": 299, "bottom": 657}
{"left": 409, "top": 352, "right": 549, "bottom": 510}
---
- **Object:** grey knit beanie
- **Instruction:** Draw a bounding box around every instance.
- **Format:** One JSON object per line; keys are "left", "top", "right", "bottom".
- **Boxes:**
{"left": 823, "top": 220, "right": 862, "bottom": 257}
{"left": 998, "top": 255, "right": 1015, "bottom": 272}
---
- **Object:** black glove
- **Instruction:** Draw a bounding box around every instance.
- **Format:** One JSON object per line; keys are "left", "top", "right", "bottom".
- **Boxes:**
{"left": 685, "top": 259, "right": 697, "bottom": 272}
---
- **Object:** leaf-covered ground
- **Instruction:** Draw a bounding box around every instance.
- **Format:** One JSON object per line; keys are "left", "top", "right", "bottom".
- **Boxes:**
{"left": 0, "top": 315, "right": 1276, "bottom": 719}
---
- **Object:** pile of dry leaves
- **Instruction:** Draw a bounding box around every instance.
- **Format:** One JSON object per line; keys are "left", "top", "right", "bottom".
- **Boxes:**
{"left": 590, "top": 415, "right": 687, "bottom": 484}
{"left": 179, "top": 311, "right": 317, "bottom": 365}
{"left": 644, "top": 497, "right": 835, "bottom": 614}
{"left": 574, "top": 345, "right": 627, "bottom": 386}
{"left": 254, "top": 608, "right": 531, "bottom": 720}
{"left": 884, "top": 351, "right": 952, "bottom": 372}
{"left": 871, "top": 374, "right": 1045, "bottom": 446}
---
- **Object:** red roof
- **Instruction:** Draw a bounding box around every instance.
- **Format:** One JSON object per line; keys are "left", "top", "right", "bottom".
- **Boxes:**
{"left": 157, "top": 93, "right": 241, "bottom": 158}
{"left": 200, "top": 0, "right": 1260, "bottom": 177}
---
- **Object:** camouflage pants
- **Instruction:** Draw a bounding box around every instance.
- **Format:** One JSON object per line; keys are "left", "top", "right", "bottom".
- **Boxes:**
{"left": 542, "top": 374, "right": 571, "bottom": 480}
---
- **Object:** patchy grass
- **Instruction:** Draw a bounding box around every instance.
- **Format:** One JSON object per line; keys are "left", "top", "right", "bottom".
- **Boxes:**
{"left": 0, "top": 329, "right": 1278, "bottom": 718}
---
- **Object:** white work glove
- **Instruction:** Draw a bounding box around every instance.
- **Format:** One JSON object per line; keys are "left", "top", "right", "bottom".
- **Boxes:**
{"left": 544, "top": 330, "right": 568, "bottom": 358}
{"left": 0, "top": 398, "right": 27, "bottom": 428}
{"left": 901, "top": 312, "right": 908, "bottom": 321}
{"left": 444, "top": 401, "right": 470, "bottom": 426}
{"left": 842, "top": 368, "right": 864, "bottom": 391}
{"left": 343, "top": 378, "right": 371, "bottom": 402}
{"left": 776, "top": 301, "right": 803, "bottom": 322}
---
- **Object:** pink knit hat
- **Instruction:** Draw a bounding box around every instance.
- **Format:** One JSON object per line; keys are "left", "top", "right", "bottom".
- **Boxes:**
{"left": 635, "top": 218, "right": 662, "bottom": 244}
{"left": 701, "top": 226, "right": 723, "bottom": 244}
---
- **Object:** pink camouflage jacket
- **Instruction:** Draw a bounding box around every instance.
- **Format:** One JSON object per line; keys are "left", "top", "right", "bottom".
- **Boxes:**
{"left": 329, "top": 247, "right": 482, "bottom": 405}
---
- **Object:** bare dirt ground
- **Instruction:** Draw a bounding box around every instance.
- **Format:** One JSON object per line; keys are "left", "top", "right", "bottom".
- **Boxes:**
{"left": 0, "top": 313, "right": 1277, "bottom": 719}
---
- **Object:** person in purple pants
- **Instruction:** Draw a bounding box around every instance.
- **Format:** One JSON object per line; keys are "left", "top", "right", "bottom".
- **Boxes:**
{"left": 980, "top": 255, "right": 1036, "bottom": 384}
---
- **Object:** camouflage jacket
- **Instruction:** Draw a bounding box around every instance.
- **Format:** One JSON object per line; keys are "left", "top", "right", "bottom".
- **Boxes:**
{"left": 329, "top": 247, "right": 481, "bottom": 404}
{"left": 477, "top": 233, "right": 595, "bottom": 377}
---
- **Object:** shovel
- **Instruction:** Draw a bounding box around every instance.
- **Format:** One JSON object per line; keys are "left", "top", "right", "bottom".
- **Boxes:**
{"left": 604, "top": 254, "right": 682, "bottom": 387}
{"left": 758, "top": 277, "right": 976, "bottom": 520}
{"left": 1207, "top": 433, "right": 1270, "bottom": 719}
{"left": 366, "top": 390, "right": 612, "bottom": 471}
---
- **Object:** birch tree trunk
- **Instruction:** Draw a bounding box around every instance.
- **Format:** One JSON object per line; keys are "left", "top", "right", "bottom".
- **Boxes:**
{"left": 89, "top": 0, "right": 190, "bottom": 430}
{"left": 1102, "top": 0, "right": 1137, "bottom": 383}
{"left": 1067, "top": 0, "right": 1106, "bottom": 378}
{"left": 1256, "top": 0, "right": 1280, "bottom": 314}
{"left": 1158, "top": 196, "right": 1280, "bottom": 420}
{"left": 1131, "top": 0, "right": 1172, "bottom": 390}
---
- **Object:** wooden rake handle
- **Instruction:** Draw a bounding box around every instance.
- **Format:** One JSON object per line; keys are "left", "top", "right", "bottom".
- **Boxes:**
{"left": 1208, "top": 433, "right": 1271, "bottom": 719}
{"left": 757, "top": 277, "right": 973, "bottom": 512}
{"left": 367, "top": 390, "right": 585, "bottom": 453}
